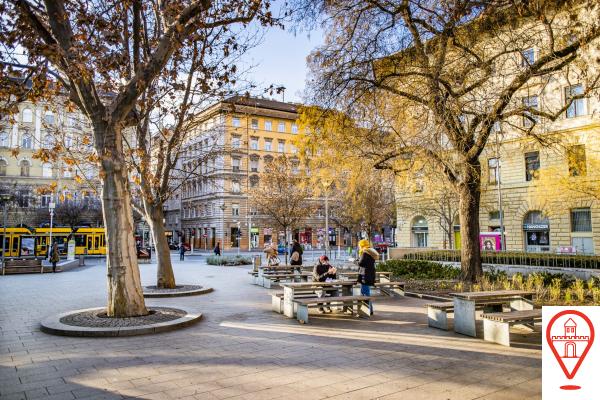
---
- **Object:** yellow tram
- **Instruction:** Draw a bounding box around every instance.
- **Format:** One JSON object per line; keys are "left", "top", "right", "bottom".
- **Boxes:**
{"left": 0, "top": 227, "right": 34, "bottom": 257}
{"left": 33, "top": 227, "right": 72, "bottom": 255}
{"left": 72, "top": 227, "right": 106, "bottom": 255}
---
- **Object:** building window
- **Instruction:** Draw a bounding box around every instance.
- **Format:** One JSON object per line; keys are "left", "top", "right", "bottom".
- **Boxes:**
{"left": 41, "top": 194, "right": 51, "bottom": 208}
{"left": 20, "top": 160, "right": 30, "bottom": 177}
{"left": 522, "top": 48, "right": 535, "bottom": 66}
{"left": 264, "top": 139, "right": 272, "bottom": 152}
{"left": 250, "top": 175, "right": 259, "bottom": 188}
{"left": 250, "top": 159, "right": 258, "bottom": 172}
{"left": 232, "top": 117, "right": 241, "bottom": 127}
{"left": 251, "top": 138, "right": 258, "bottom": 150}
{"left": 231, "top": 181, "right": 240, "bottom": 193}
{"left": 17, "top": 191, "right": 29, "bottom": 208}
{"left": 45, "top": 112, "right": 54, "bottom": 125}
{"left": 489, "top": 211, "right": 501, "bottom": 221}
{"left": 67, "top": 114, "right": 76, "bottom": 127}
{"left": 571, "top": 208, "right": 592, "bottom": 232}
{"left": 43, "top": 135, "right": 54, "bottom": 149}
{"left": 525, "top": 151, "right": 539, "bottom": 181}
{"left": 265, "top": 120, "right": 272, "bottom": 131}
{"left": 488, "top": 158, "right": 501, "bottom": 184}
{"left": 65, "top": 135, "right": 72, "bottom": 148}
{"left": 0, "top": 132, "right": 8, "bottom": 147}
{"left": 63, "top": 167, "right": 72, "bottom": 177}
{"left": 231, "top": 136, "right": 241, "bottom": 148}
{"left": 251, "top": 118, "right": 259, "bottom": 129}
{"left": 291, "top": 144, "right": 298, "bottom": 154}
{"left": 22, "top": 108, "right": 33, "bottom": 123}
{"left": 523, "top": 96, "right": 538, "bottom": 126}
{"left": 232, "top": 204, "right": 239, "bottom": 216}
{"left": 565, "top": 85, "right": 584, "bottom": 118}
{"left": 22, "top": 134, "right": 32, "bottom": 148}
{"left": 42, "top": 163, "right": 53, "bottom": 177}
{"left": 85, "top": 167, "right": 95, "bottom": 179}
{"left": 292, "top": 124, "right": 298, "bottom": 134}
{"left": 278, "top": 140, "right": 285, "bottom": 153}
{"left": 0, "top": 160, "right": 6, "bottom": 176}
{"left": 231, "top": 157, "right": 240, "bottom": 171}
{"left": 278, "top": 122, "right": 285, "bottom": 132}
{"left": 568, "top": 145, "right": 586, "bottom": 177}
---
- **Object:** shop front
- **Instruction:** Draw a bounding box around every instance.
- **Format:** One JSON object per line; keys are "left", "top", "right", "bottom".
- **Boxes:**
{"left": 316, "top": 228, "right": 325, "bottom": 249}
{"left": 523, "top": 211, "right": 551, "bottom": 252}
{"left": 412, "top": 217, "right": 429, "bottom": 247}
{"left": 300, "top": 228, "right": 312, "bottom": 249}
{"left": 263, "top": 228, "right": 272, "bottom": 248}
{"left": 328, "top": 228, "right": 337, "bottom": 247}
{"left": 250, "top": 228, "right": 259, "bottom": 249}
{"left": 165, "top": 231, "right": 173, "bottom": 244}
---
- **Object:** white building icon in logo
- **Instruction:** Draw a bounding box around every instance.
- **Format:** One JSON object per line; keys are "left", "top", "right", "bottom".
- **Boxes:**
{"left": 551, "top": 318, "right": 590, "bottom": 358}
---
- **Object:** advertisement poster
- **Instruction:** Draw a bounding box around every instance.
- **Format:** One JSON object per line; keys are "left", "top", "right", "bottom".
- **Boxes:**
{"left": 20, "top": 237, "right": 35, "bottom": 256}
{"left": 67, "top": 239, "right": 76, "bottom": 261}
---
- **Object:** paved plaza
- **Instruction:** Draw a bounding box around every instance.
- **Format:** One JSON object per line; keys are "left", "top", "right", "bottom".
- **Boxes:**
{"left": 1, "top": 256, "right": 542, "bottom": 400}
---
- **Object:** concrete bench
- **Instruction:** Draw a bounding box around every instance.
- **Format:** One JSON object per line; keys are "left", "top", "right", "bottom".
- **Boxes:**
{"left": 249, "top": 271, "right": 259, "bottom": 285}
{"left": 425, "top": 300, "right": 506, "bottom": 330}
{"left": 3, "top": 259, "right": 44, "bottom": 275}
{"left": 262, "top": 273, "right": 312, "bottom": 289}
{"left": 293, "top": 295, "right": 373, "bottom": 324}
{"left": 268, "top": 290, "right": 320, "bottom": 313}
{"left": 481, "top": 310, "right": 542, "bottom": 346}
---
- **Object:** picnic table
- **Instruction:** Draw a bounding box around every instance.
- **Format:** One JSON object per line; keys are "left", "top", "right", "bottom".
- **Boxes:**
{"left": 338, "top": 271, "right": 391, "bottom": 282}
{"left": 256, "top": 265, "right": 304, "bottom": 286}
{"left": 280, "top": 281, "right": 357, "bottom": 318}
{"left": 450, "top": 290, "right": 535, "bottom": 337}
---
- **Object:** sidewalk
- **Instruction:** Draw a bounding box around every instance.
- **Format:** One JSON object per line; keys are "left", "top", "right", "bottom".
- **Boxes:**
{"left": 0, "top": 258, "right": 541, "bottom": 399}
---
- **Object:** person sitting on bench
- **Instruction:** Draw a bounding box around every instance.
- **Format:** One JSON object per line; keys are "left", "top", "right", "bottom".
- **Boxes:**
{"left": 312, "top": 255, "right": 338, "bottom": 314}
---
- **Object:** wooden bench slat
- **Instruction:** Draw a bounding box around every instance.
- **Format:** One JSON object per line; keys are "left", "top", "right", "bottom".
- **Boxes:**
{"left": 425, "top": 302, "right": 454, "bottom": 310}
{"left": 265, "top": 274, "right": 312, "bottom": 278}
{"left": 373, "top": 282, "right": 405, "bottom": 287}
{"left": 293, "top": 295, "right": 372, "bottom": 305}
{"left": 481, "top": 310, "right": 542, "bottom": 323}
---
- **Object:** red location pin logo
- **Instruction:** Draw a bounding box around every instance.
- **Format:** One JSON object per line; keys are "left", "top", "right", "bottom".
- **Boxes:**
{"left": 546, "top": 310, "right": 595, "bottom": 390}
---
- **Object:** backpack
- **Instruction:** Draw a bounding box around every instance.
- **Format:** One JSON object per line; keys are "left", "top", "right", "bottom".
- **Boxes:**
{"left": 291, "top": 251, "right": 299, "bottom": 262}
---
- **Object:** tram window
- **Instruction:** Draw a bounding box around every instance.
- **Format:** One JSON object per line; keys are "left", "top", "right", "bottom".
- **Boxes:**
{"left": 74, "top": 235, "right": 86, "bottom": 247}
{"left": 88, "top": 237, "right": 92, "bottom": 249}
{"left": 12, "top": 238, "right": 19, "bottom": 252}
{"left": 4, "top": 237, "right": 9, "bottom": 250}
{"left": 94, "top": 236, "right": 99, "bottom": 249}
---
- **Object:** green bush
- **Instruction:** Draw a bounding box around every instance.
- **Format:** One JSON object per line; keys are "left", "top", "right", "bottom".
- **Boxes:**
{"left": 377, "top": 259, "right": 460, "bottom": 280}
{"left": 404, "top": 250, "right": 599, "bottom": 269}
{"left": 206, "top": 255, "right": 252, "bottom": 266}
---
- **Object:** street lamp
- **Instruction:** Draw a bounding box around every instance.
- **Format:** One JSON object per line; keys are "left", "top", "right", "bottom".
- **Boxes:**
{"left": 321, "top": 177, "right": 332, "bottom": 258}
{"left": 1, "top": 193, "right": 13, "bottom": 274}
{"left": 49, "top": 201, "right": 56, "bottom": 255}
{"left": 219, "top": 204, "right": 227, "bottom": 255}
{"left": 141, "top": 217, "right": 146, "bottom": 247}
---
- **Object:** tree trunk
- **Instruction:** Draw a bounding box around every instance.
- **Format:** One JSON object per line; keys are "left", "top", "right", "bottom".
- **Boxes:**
{"left": 284, "top": 225, "right": 289, "bottom": 266}
{"left": 458, "top": 162, "right": 483, "bottom": 283}
{"left": 100, "top": 125, "right": 148, "bottom": 317}
{"left": 146, "top": 204, "right": 176, "bottom": 288}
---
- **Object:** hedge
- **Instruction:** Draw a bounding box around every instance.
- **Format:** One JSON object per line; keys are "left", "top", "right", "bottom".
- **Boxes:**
{"left": 377, "top": 259, "right": 460, "bottom": 280}
{"left": 404, "top": 250, "right": 599, "bottom": 269}
{"left": 206, "top": 255, "right": 252, "bottom": 266}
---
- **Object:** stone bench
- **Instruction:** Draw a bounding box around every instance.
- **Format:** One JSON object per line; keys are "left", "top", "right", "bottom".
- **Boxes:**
{"left": 262, "top": 273, "right": 312, "bottom": 289}
{"left": 249, "top": 271, "right": 259, "bottom": 285}
{"left": 3, "top": 259, "right": 44, "bottom": 275}
{"left": 481, "top": 310, "right": 542, "bottom": 346}
{"left": 293, "top": 295, "right": 373, "bottom": 324}
{"left": 425, "top": 300, "right": 507, "bottom": 330}
{"left": 268, "top": 290, "right": 321, "bottom": 313}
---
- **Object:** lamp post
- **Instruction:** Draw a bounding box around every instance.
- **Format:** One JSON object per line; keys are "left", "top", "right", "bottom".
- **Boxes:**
{"left": 321, "top": 178, "right": 332, "bottom": 258}
{"left": 49, "top": 201, "right": 56, "bottom": 254}
{"left": 220, "top": 204, "right": 227, "bottom": 256}
{"left": 1, "top": 194, "right": 13, "bottom": 274}
{"left": 141, "top": 217, "right": 146, "bottom": 247}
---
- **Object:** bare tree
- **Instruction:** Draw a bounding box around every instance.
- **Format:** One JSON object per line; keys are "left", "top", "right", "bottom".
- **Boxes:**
{"left": 292, "top": 0, "right": 600, "bottom": 281}
{"left": 54, "top": 197, "right": 103, "bottom": 229}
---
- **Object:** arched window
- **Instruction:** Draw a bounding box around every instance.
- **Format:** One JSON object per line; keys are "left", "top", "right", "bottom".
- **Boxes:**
{"left": 22, "top": 134, "right": 32, "bottom": 148}
{"left": 0, "top": 159, "right": 6, "bottom": 176}
{"left": 21, "top": 160, "right": 31, "bottom": 177}
{"left": 523, "top": 211, "right": 549, "bottom": 225}
{"left": 22, "top": 108, "right": 33, "bottom": 123}
{"left": 0, "top": 132, "right": 8, "bottom": 147}
{"left": 43, "top": 135, "right": 54, "bottom": 149}
{"left": 42, "top": 162, "right": 53, "bottom": 177}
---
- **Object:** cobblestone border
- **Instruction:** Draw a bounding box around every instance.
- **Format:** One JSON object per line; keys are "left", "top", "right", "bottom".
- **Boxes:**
{"left": 40, "top": 307, "right": 202, "bottom": 337}
{"left": 142, "top": 284, "right": 213, "bottom": 298}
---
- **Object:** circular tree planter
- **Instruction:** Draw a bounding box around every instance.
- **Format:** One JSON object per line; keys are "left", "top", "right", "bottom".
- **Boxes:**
{"left": 40, "top": 306, "right": 202, "bottom": 337}
{"left": 142, "top": 284, "right": 213, "bottom": 298}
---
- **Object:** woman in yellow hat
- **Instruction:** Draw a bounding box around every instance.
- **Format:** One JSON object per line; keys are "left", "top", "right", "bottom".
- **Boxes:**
{"left": 351, "top": 239, "right": 379, "bottom": 315}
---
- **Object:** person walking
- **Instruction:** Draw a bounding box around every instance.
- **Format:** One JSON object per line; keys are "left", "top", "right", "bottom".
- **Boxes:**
{"left": 214, "top": 242, "right": 221, "bottom": 256}
{"left": 290, "top": 239, "right": 303, "bottom": 266}
{"left": 312, "top": 255, "right": 338, "bottom": 313}
{"left": 49, "top": 243, "right": 60, "bottom": 273}
{"left": 263, "top": 243, "right": 280, "bottom": 266}
{"left": 351, "top": 239, "right": 378, "bottom": 315}
{"left": 179, "top": 244, "right": 186, "bottom": 261}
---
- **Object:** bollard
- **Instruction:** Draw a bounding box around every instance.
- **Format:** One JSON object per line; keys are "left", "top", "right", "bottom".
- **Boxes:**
{"left": 78, "top": 254, "right": 85, "bottom": 266}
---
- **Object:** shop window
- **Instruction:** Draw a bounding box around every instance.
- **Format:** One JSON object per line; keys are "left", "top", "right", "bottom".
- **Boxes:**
{"left": 571, "top": 208, "right": 592, "bottom": 232}
{"left": 567, "top": 145, "right": 586, "bottom": 177}
{"left": 412, "top": 216, "right": 429, "bottom": 247}
{"left": 525, "top": 151, "right": 539, "bottom": 181}
{"left": 565, "top": 85, "right": 584, "bottom": 118}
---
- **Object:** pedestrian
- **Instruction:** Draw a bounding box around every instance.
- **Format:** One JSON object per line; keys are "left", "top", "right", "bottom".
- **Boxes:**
{"left": 312, "top": 255, "right": 339, "bottom": 313}
{"left": 49, "top": 243, "right": 60, "bottom": 273}
{"left": 179, "top": 243, "right": 186, "bottom": 261}
{"left": 351, "top": 239, "right": 378, "bottom": 316}
{"left": 263, "top": 242, "right": 280, "bottom": 266}
{"left": 214, "top": 242, "right": 221, "bottom": 256}
{"left": 290, "top": 239, "right": 303, "bottom": 266}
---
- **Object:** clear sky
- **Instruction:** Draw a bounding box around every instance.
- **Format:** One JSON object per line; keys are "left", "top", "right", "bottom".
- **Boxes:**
{"left": 242, "top": 20, "right": 324, "bottom": 104}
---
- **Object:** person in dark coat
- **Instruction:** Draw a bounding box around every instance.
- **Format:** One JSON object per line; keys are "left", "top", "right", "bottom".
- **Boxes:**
{"left": 49, "top": 243, "right": 60, "bottom": 273}
{"left": 353, "top": 239, "right": 379, "bottom": 315}
{"left": 214, "top": 242, "right": 221, "bottom": 256}
{"left": 179, "top": 244, "right": 186, "bottom": 261}
{"left": 312, "top": 255, "right": 338, "bottom": 313}
{"left": 290, "top": 240, "right": 303, "bottom": 266}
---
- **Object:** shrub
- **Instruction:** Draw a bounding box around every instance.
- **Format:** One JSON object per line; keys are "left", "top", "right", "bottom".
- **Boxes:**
{"left": 377, "top": 259, "right": 460, "bottom": 280}
{"left": 206, "top": 255, "right": 252, "bottom": 266}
